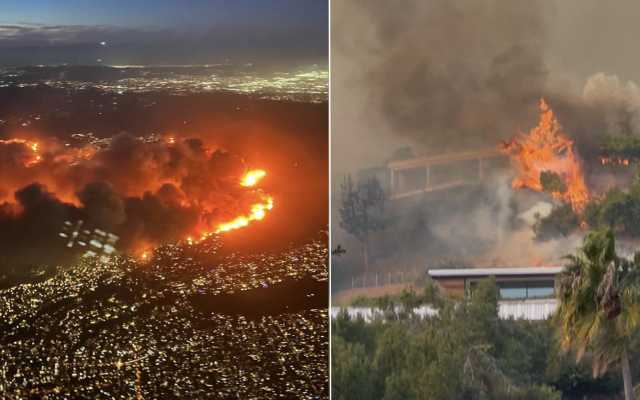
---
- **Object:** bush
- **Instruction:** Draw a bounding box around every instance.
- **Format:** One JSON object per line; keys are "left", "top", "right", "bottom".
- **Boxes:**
{"left": 533, "top": 204, "right": 579, "bottom": 241}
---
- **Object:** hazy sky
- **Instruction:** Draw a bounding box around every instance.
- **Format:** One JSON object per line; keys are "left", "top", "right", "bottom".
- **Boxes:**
{"left": 0, "top": 0, "right": 328, "bottom": 66}
{"left": 545, "top": 0, "right": 640, "bottom": 84}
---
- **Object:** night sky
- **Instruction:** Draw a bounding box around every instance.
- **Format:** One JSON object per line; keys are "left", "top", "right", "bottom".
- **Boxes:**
{"left": 0, "top": 0, "right": 328, "bottom": 66}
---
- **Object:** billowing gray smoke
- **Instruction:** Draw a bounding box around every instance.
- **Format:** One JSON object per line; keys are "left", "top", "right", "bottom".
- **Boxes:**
{"left": 332, "top": 0, "right": 550, "bottom": 172}
{"left": 331, "top": 0, "right": 640, "bottom": 275}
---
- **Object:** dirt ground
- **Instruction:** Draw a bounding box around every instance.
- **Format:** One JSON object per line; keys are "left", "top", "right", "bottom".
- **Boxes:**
{"left": 331, "top": 282, "right": 421, "bottom": 306}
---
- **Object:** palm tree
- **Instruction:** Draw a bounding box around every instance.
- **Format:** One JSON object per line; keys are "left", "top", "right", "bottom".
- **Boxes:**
{"left": 555, "top": 229, "right": 640, "bottom": 400}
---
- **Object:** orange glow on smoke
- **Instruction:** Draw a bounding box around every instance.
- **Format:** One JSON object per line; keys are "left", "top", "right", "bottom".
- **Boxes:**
{"left": 240, "top": 169, "right": 266, "bottom": 187}
{"left": 500, "top": 99, "right": 589, "bottom": 213}
{"left": 0, "top": 138, "right": 42, "bottom": 167}
{"left": 1, "top": 134, "right": 276, "bottom": 254}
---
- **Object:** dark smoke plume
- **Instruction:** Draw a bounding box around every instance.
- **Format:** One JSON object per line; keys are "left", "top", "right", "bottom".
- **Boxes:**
{"left": 332, "top": 0, "right": 551, "bottom": 167}
{"left": 332, "top": 0, "right": 640, "bottom": 169}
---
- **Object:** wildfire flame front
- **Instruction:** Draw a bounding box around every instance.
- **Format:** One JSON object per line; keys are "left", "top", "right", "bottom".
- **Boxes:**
{"left": 501, "top": 99, "right": 589, "bottom": 213}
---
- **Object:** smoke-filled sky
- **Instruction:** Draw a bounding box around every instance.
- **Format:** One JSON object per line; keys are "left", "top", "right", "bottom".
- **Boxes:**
{"left": 331, "top": 0, "right": 640, "bottom": 271}
{"left": 0, "top": 0, "right": 328, "bottom": 66}
{"left": 332, "top": 0, "right": 640, "bottom": 176}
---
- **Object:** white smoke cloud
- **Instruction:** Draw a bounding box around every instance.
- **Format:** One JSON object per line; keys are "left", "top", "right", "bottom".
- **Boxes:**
{"left": 582, "top": 73, "right": 640, "bottom": 136}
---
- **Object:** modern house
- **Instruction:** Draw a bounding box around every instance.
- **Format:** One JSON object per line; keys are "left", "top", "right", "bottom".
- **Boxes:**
{"left": 428, "top": 266, "right": 564, "bottom": 320}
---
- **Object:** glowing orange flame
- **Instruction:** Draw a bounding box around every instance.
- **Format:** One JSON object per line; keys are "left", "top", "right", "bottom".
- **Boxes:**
{"left": 191, "top": 169, "right": 274, "bottom": 239}
{"left": 601, "top": 157, "right": 631, "bottom": 167}
{"left": 215, "top": 195, "right": 274, "bottom": 233}
{"left": 501, "top": 99, "right": 589, "bottom": 213}
{"left": 240, "top": 169, "right": 266, "bottom": 187}
{"left": 0, "top": 138, "right": 42, "bottom": 167}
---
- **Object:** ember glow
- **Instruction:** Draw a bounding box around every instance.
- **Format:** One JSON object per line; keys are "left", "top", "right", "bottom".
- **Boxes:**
{"left": 501, "top": 99, "right": 590, "bottom": 213}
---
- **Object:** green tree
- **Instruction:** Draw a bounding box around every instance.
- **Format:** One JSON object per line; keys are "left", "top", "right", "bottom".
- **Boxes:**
{"left": 580, "top": 179, "right": 640, "bottom": 237}
{"left": 421, "top": 277, "right": 444, "bottom": 308}
{"left": 332, "top": 335, "right": 377, "bottom": 400}
{"left": 540, "top": 170, "right": 567, "bottom": 195}
{"left": 339, "top": 174, "right": 386, "bottom": 270}
{"left": 374, "top": 325, "right": 411, "bottom": 398}
{"left": 533, "top": 203, "right": 579, "bottom": 241}
{"left": 398, "top": 288, "right": 420, "bottom": 317}
{"left": 599, "top": 189, "right": 632, "bottom": 231}
{"left": 555, "top": 229, "right": 640, "bottom": 400}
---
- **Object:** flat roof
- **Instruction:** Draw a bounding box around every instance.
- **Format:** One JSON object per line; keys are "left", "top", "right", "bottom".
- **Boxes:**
{"left": 428, "top": 266, "right": 564, "bottom": 278}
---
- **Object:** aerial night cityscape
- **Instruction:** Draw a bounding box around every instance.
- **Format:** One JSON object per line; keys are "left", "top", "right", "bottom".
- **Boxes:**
{"left": 0, "top": 0, "right": 328, "bottom": 398}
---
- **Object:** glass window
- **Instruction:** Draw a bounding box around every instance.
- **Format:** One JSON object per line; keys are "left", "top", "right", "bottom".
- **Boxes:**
{"left": 499, "top": 283, "right": 527, "bottom": 299}
{"left": 526, "top": 280, "right": 555, "bottom": 299}
{"left": 473, "top": 279, "right": 556, "bottom": 300}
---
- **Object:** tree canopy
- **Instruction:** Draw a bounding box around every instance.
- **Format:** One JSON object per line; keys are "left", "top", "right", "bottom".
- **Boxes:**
{"left": 339, "top": 175, "right": 386, "bottom": 243}
{"left": 332, "top": 278, "right": 626, "bottom": 399}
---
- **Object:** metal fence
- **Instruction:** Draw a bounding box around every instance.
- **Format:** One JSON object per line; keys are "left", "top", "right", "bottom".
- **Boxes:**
{"left": 347, "top": 268, "right": 423, "bottom": 289}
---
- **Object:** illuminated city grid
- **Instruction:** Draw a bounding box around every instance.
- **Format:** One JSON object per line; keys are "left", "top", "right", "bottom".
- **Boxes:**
{"left": 0, "top": 237, "right": 328, "bottom": 398}
{"left": 0, "top": 65, "right": 328, "bottom": 103}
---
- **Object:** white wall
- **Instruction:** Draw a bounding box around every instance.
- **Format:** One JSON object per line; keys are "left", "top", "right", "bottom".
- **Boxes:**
{"left": 331, "top": 299, "right": 558, "bottom": 322}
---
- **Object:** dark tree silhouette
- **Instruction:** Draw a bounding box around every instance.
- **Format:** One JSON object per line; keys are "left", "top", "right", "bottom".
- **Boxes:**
{"left": 339, "top": 175, "right": 386, "bottom": 270}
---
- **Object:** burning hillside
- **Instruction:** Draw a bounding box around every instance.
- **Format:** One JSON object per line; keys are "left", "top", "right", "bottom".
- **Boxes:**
{"left": 0, "top": 133, "right": 274, "bottom": 264}
{"left": 501, "top": 99, "right": 590, "bottom": 213}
